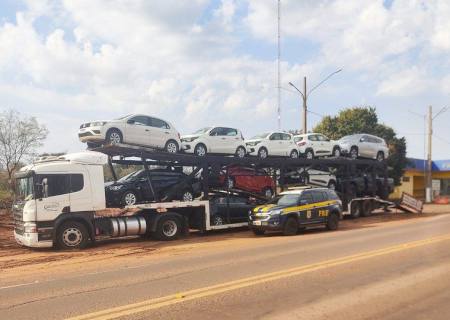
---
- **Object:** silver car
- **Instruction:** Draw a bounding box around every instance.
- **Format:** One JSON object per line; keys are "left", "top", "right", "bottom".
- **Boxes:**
{"left": 338, "top": 134, "right": 389, "bottom": 161}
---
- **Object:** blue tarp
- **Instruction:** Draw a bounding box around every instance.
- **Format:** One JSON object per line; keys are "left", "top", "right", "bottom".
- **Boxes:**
{"left": 407, "top": 158, "right": 450, "bottom": 172}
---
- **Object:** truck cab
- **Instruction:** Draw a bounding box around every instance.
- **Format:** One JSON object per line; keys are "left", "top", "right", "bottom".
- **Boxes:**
{"left": 13, "top": 152, "right": 107, "bottom": 248}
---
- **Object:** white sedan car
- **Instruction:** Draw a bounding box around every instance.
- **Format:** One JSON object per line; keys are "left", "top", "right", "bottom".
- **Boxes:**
{"left": 294, "top": 133, "right": 341, "bottom": 159}
{"left": 181, "top": 126, "right": 247, "bottom": 157}
{"left": 245, "top": 132, "right": 299, "bottom": 159}
{"left": 78, "top": 114, "right": 181, "bottom": 153}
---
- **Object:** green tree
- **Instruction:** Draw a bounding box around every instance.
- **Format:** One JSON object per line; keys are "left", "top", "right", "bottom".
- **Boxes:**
{"left": 313, "top": 107, "right": 407, "bottom": 185}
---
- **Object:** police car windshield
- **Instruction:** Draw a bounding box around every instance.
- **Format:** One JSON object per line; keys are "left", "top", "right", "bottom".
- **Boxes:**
{"left": 274, "top": 194, "right": 300, "bottom": 206}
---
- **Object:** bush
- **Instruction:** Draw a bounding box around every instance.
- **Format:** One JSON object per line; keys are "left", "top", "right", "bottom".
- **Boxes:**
{"left": 0, "top": 189, "right": 12, "bottom": 209}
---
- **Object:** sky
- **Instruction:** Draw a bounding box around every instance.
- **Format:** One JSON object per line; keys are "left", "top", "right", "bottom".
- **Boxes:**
{"left": 0, "top": 0, "right": 449, "bottom": 159}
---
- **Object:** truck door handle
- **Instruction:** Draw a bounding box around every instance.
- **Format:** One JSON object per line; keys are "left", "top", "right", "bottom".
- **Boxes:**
{"left": 221, "top": 138, "right": 226, "bottom": 140}
{"left": 145, "top": 129, "right": 149, "bottom": 132}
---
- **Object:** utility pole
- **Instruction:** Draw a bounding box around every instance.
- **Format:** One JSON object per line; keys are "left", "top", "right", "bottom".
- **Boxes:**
{"left": 289, "top": 69, "right": 342, "bottom": 134}
{"left": 426, "top": 105, "right": 432, "bottom": 203}
{"left": 302, "top": 77, "right": 307, "bottom": 133}
{"left": 277, "top": 0, "right": 281, "bottom": 129}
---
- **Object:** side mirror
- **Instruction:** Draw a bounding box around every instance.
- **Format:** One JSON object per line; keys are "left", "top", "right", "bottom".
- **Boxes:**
{"left": 35, "top": 183, "right": 43, "bottom": 199}
{"left": 127, "top": 119, "right": 135, "bottom": 124}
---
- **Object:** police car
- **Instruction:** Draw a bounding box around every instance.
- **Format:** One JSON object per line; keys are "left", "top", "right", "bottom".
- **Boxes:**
{"left": 249, "top": 187, "right": 342, "bottom": 236}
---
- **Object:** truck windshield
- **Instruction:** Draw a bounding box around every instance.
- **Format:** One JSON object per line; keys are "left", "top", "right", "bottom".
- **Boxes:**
{"left": 15, "top": 176, "right": 34, "bottom": 201}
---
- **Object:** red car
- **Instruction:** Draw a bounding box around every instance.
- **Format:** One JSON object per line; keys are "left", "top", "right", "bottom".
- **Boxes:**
{"left": 218, "top": 166, "right": 276, "bottom": 198}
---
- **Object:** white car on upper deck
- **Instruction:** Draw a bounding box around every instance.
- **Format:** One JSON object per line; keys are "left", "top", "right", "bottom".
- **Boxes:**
{"left": 78, "top": 114, "right": 181, "bottom": 153}
{"left": 180, "top": 126, "right": 247, "bottom": 157}
{"left": 293, "top": 133, "right": 341, "bottom": 159}
{"left": 245, "top": 132, "right": 299, "bottom": 159}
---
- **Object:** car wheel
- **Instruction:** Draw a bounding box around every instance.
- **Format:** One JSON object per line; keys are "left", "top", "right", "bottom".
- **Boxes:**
{"left": 165, "top": 140, "right": 179, "bottom": 154}
{"left": 305, "top": 149, "right": 314, "bottom": 159}
{"left": 258, "top": 147, "right": 268, "bottom": 159}
{"left": 328, "top": 180, "right": 336, "bottom": 190}
{"left": 122, "top": 191, "right": 138, "bottom": 206}
{"left": 350, "top": 147, "right": 358, "bottom": 160}
{"left": 106, "top": 129, "right": 123, "bottom": 145}
{"left": 326, "top": 212, "right": 339, "bottom": 230}
{"left": 263, "top": 187, "right": 274, "bottom": 198}
{"left": 290, "top": 150, "right": 299, "bottom": 158}
{"left": 235, "top": 146, "right": 246, "bottom": 158}
{"left": 212, "top": 215, "right": 224, "bottom": 226}
{"left": 194, "top": 144, "right": 207, "bottom": 157}
{"left": 333, "top": 147, "right": 341, "bottom": 157}
{"left": 181, "top": 190, "right": 194, "bottom": 202}
{"left": 57, "top": 221, "right": 89, "bottom": 250}
{"left": 154, "top": 216, "right": 181, "bottom": 241}
{"left": 252, "top": 229, "right": 266, "bottom": 236}
{"left": 283, "top": 217, "right": 298, "bottom": 236}
{"left": 376, "top": 151, "right": 385, "bottom": 162}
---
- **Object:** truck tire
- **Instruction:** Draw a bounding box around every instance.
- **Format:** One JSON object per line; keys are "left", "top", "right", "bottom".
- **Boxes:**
{"left": 252, "top": 229, "right": 266, "bottom": 236}
{"left": 56, "top": 221, "right": 90, "bottom": 250}
{"left": 326, "top": 212, "right": 339, "bottom": 230}
{"left": 283, "top": 217, "right": 298, "bottom": 236}
{"left": 350, "top": 201, "right": 362, "bottom": 218}
{"left": 154, "top": 215, "right": 181, "bottom": 241}
{"left": 361, "top": 199, "right": 373, "bottom": 217}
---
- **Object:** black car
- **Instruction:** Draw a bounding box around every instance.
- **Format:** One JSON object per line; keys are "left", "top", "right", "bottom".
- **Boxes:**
{"left": 105, "top": 167, "right": 201, "bottom": 207}
{"left": 209, "top": 193, "right": 265, "bottom": 225}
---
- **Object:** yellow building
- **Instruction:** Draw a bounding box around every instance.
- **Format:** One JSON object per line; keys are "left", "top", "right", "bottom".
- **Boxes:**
{"left": 392, "top": 159, "right": 450, "bottom": 200}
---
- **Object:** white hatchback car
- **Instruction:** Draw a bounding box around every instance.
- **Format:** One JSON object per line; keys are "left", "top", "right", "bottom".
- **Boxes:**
{"left": 78, "top": 114, "right": 181, "bottom": 153}
{"left": 181, "top": 126, "right": 247, "bottom": 157}
{"left": 293, "top": 133, "right": 341, "bottom": 159}
{"left": 246, "top": 132, "right": 299, "bottom": 159}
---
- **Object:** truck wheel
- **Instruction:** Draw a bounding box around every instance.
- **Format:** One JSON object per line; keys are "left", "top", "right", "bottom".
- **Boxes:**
{"left": 350, "top": 201, "right": 362, "bottom": 218}
{"left": 361, "top": 200, "right": 373, "bottom": 217}
{"left": 56, "top": 221, "right": 90, "bottom": 250}
{"left": 106, "top": 129, "right": 123, "bottom": 145}
{"left": 252, "top": 229, "right": 266, "bottom": 236}
{"left": 155, "top": 215, "right": 181, "bottom": 241}
{"left": 283, "top": 217, "right": 298, "bottom": 236}
{"left": 326, "top": 212, "right": 339, "bottom": 230}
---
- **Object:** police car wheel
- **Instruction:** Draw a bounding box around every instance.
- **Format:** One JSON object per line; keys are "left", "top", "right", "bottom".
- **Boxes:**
{"left": 283, "top": 217, "right": 298, "bottom": 236}
{"left": 252, "top": 229, "right": 265, "bottom": 236}
{"left": 326, "top": 212, "right": 339, "bottom": 230}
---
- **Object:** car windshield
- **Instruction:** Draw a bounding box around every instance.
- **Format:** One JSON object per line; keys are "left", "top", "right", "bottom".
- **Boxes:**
{"left": 271, "top": 194, "right": 300, "bottom": 206}
{"left": 115, "top": 114, "right": 132, "bottom": 120}
{"left": 294, "top": 136, "right": 304, "bottom": 142}
{"left": 15, "top": 176, "right": 34, "bottom": 201}
{"left": 193, "top": 127, "right": 212, "bottom": 134}
{"left": 118, "top": 170, "right": 143, "bottom": 182}
{"left": 250, "top": 133, "right": 269, "bottom": 139}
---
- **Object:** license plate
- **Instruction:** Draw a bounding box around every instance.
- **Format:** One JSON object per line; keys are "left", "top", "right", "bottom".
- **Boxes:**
{"left": 252, "top": 221, "right": 262, "bottom": 226}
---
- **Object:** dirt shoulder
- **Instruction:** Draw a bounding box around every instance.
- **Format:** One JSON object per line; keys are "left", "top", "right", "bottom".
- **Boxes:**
{"left": 1, "top": 205, "right": 449, "bottom": 283}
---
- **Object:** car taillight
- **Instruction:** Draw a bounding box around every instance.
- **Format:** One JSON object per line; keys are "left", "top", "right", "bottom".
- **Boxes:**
{"left": 297, "top": 141, "right": 306, "bottom": 146}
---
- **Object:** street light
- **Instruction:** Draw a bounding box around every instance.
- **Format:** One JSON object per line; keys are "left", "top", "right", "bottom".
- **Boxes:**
{"left": 289, "top": 68, "right": 342, "bottom": 133}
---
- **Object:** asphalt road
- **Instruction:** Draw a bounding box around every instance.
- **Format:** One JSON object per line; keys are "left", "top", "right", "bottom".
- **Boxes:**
{"left": 2, "top": 213, "right": 450, "bottom": 320}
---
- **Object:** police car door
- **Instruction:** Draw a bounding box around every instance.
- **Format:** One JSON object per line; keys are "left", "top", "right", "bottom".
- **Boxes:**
{"left": 298, "top": 191, "right": 317, "bottom": 225}
{"left": 311, "top": 190, "right": 328, "bottom": 223}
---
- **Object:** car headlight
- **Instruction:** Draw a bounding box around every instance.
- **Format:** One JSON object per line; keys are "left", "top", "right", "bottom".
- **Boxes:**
{"left": 246, "top": 141, "right": 261, "bottom": 146}
{"left": 91, "top": 121, "right": 107, "bottom": 126}
{"left": 182, "top": 137, "right": 198, "bottom": 142}
{"left": 268, "top": 209, "right": 283, "bottom": 216}
{"left": 109, "top": 185, "right": 123, "bottom": 191}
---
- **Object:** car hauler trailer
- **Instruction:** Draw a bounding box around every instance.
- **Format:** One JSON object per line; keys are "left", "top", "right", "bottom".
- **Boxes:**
{"left": 12, "top": 144, "right": 391, "bottom": 249}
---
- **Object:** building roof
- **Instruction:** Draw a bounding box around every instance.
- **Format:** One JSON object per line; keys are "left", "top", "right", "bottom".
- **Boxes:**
{"left": 407, "top": 158, "right": 450, "bottom": 172}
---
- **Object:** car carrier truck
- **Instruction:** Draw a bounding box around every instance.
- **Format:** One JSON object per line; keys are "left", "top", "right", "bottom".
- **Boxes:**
{"left": 12, "top": 144, "right": 392, "bottom": 250}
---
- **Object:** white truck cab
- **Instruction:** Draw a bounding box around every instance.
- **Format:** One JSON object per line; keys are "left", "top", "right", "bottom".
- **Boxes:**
{"left": 13, "top": 152, "right": 108, "bottom": 248}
